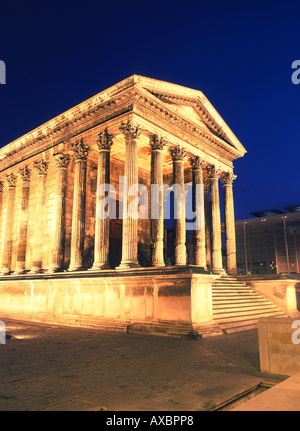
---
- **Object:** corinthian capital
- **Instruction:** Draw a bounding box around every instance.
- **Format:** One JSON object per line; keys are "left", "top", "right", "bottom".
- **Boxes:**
{"left": 34, "top": 160, "right": 48, "bottom": 176}
{"left": 189, "top": 156, "right": 206, "bottom": 170}
{"left": 220, "top": 171, "right": 237, "bottom": 185}
{"left": 169, "top": 145, "right": 186, "bottom": 161}
{"left": 119, "top": 120, "right": 141, "bottom": 142}
{"left": 149, "top": 134, "right": 167, "bottom": 151}
{"left": 19, "top": 166, "right": 31, "bottom": 182}
{"left": 54, "top": 152, "right": 71, "bottom": 168}
{"left": 71, "top": 139, "right": 90, "bottom": 160}
{"left": 206, "top": 164, "right": 221, "bottom": 179}
{"left": 6, "top": 173, "right": 17, "bottom": 187}
{"left": 96, "top": 129, "right": 114, "bottom": 151}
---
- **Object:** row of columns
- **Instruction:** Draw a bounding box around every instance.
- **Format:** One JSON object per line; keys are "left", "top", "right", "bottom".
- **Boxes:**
{"left": 0, "top": 120, "right": 237, "bottom": 275}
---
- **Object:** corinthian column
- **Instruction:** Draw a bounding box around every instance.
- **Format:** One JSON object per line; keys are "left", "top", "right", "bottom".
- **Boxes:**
{"left": 30, "top": 160, "right": 48, "bottom": 273}
{"left": 169, "top": 145, "right": 187, "bottom": 266}
{"left": 117, "top": 120, "right": 141, "bottom": 270}
{"left": 204, "top": 179, "right": 211, "bottom": 269}
{"left": 48, "top": 153, "right": 70, "bottom": 273}
{"left": 189, "top": 156, "right": 206, "bottom": 269}
{"left": 221, "top": 171, "right": 237, "bottom": 275}
{"left": 150, "top": 134, "right": 166, "bottom": 267}
{"left": 1, "top": 173, "right": 17, "bottom": 275}
{"left": 68, "top": 139, "right": 90, "bottom": 271}
{"left": 91, "top": 129, "right": 113, "bottom": 270}
{"left": 14, "top": 167, "right": 31, "bottom": 274}
{"left": 206, "top": 165, "right": 223, "bottom": 274}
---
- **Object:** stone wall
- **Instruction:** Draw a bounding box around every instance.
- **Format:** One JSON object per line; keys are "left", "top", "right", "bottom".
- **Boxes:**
{"left": 258, "top": 317, "right": 300, "bottom": 376}
{"left": 0, "top": 269, "right": 217, "bottom": 336}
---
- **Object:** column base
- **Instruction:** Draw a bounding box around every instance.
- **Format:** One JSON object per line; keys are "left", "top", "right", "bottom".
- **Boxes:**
{"left": 12, "top": 269, "right": 26, "bottom": 275}
{"left": 211, "top": 268, "right": 225, "bottom": 275}
{"left": 47, "top": 267, "right": 63, "bottom": 274}
{"left": 193, "top": 265, "right": 208, "bottom": 272}
{"left": 1, "top": 268, "right": 11, "bottom": 276}
{"left": 227, "top": 268, "right": 238, "bottom": 276}
{"left": 88, "top": 263, "right": 111, "bottom": 271}
{"left": 116, "top": 261, "right": 140, "bottom": 271}
{"left": 151, "top": 263, "right": 166, "bottom": 268}
{"left": 68, "top": 265, "right": 85, "bottom": 272}
{"left": 29, "top": 269, "right": 42, "bottom": 274}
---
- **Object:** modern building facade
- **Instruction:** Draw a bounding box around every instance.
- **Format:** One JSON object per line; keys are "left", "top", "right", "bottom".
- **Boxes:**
{"left": 235, "top": 208, "right": 300, "bottom": 276}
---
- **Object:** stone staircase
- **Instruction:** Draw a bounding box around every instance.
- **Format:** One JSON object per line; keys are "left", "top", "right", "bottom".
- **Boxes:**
{"left": 212, "top": 275, "right": 286, "bottom": 334}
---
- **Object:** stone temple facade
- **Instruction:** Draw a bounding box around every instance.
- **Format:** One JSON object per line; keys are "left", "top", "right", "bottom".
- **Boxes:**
{"left": 0, "top": 75, "right": 297, "bottom": 336}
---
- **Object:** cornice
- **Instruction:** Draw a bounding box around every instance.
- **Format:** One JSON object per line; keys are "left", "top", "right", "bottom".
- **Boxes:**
{"left": 0, "top": 75, "right": 245, "bottom": 172}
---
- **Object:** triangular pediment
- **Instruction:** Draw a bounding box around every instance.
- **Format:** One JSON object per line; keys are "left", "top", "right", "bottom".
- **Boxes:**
{"left": 131, "top": 75, "right": 247, "bottom": 156}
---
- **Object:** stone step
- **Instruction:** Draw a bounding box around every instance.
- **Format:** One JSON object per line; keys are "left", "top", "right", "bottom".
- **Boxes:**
{"left": 212, "top": 293, "right": 263, "bottom": 298}
{"left": 222, "top": 323, "right": 259, "bottom": 334}
{"left": 213, "top": 298, "right": 269, "bottom": 305}
{"left": 213, "top": 303, "right": 278, "bottom": 313}
{"left": 214, "top": 310, "right": 285, "bottom": 323}
{"left": 213, "top": 307, "right": 280, "bottom": 319}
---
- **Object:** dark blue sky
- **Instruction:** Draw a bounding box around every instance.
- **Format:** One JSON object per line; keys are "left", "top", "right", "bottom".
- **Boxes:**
{"left": 1, "top": 0, "right": 299, "bottom": 221}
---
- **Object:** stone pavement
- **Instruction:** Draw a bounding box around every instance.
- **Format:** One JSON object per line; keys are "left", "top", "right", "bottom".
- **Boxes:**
{"left": 0, "top": 317, "right": 286, "bottom": 411}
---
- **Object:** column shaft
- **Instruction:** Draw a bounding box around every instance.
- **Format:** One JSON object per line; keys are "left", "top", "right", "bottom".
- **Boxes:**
{"left": 30, "top": 161, "right": 48, "bottom": 273}
{"left": 1, "top": 174, "right": 17, "bottom": 275}
{"left": 150, "top": 135, "right": 166, "bottom": 267}
{"left": 91, "top": 130, "right": 113, "bottom": 270}
{"left": 117, "top": 121, "right": 141, "bottom": 269}
{"left": 49, "top": 153, "right": 70, "bottom": 273}
{"left": 208, "top": 166, "right": 223, "bottom": 274}
{"left": 170, "top": 146, "right": 186, "bottom": 266}
{"left": 69, "top": 140, "right": 89, "bottom": 271}
{"left": 204, "top": 181, "right": 211, "bottom": 269}
{"left": 190, "top": 156, "right": 206, "bottom": 269}
{"left": 221, "top": 172, "right": 237, "bottom": 275}
{"left": 14, "top": 167, "right": 30, "bottom": 274}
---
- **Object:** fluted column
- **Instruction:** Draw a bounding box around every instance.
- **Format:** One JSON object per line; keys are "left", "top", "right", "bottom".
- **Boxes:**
{"left": 48, "top": 153, "right": 70, "bottom": 273}
{"left": 150, "top": 134, "right": 166, "bottom": 267}
{"left": 189, "top": 156, "right": 206, "bottom": 269}
{"left": 14, "top": 167, "right": 31, "bottom": 274}
{"left": 1, "top": 173, "right": 17, "bottom": 275}
{"left": 204, "top": 179, "right": 211, "bottom": 269}
{"left": 117, "top": 121, "right": 141, "bottom": 270}
{"left": 91, "top": 129, "right": 113, "bottom": 270}
{"left": 169, "top": 145, "right": 187, "bottom": 266}
{"left": 68, "top": 139, "right": 89, "bottom": 271}
{"left": 30, "top": 160, "right": 48, "bottom": 273}
{"left": 206, "top": 165, "right": 223, "bottom": 274}
{"left": 221, "top": 171, "right": 237, "bottom": 275}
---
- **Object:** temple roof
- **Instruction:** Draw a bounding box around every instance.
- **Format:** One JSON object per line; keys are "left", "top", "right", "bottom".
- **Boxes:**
{"left": 0, "top": 75, "right": 246, "bottom": 172}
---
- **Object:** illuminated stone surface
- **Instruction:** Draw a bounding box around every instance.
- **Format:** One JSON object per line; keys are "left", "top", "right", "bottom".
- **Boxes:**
{"left": 0, "top": 75, "right": 296, "bottom": 334}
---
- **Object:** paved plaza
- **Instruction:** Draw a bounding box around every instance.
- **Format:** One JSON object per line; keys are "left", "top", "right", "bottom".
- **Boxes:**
{"left": 0, "top": 317, "right": 285, "bottom": 411}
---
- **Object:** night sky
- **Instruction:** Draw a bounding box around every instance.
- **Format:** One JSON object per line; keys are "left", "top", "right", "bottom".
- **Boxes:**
{"left": 1, "top": 0, "right": 299, "bottom": 221}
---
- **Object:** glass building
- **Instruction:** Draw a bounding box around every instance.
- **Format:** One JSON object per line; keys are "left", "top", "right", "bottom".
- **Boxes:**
{"left": 231, "top": 206, "right": 300, "bottom": 276}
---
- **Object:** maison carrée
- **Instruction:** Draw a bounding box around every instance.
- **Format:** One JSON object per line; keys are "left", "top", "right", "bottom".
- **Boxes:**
{"left": 0, "top": 75, "right": 296, "bottom": 337}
